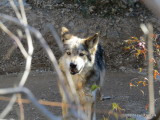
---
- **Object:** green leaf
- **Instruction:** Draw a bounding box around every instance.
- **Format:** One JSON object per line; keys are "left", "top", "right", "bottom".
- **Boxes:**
{"left": 112, "top": 103, "right": 125, "bottom": 112}
{"left": 91, "top": 84, "right": 99, "bottom": 91}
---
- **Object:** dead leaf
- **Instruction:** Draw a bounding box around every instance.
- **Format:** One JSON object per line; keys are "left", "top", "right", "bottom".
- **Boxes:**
{"left": 129, "top": 83, "right": 135, "bottom": 87}
{"left": 139, "top": 68, "right": 143, "bottom": 72}
{"left": 145, "top": 104, "right": 149, "bottom": 110}
{"left": 154, "top": 70, "right": 160, "bottom": 79}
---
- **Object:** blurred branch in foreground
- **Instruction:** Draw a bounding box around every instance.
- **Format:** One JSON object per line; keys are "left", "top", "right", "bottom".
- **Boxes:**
{"left": 0, "top": 0, "right": 86, "bottom": 119}
{"left": 141, "top": 24, "right": 155, "bottom": 119}
{"left": 0, "top": 87, "right": 61, "bottom": 120}
{"left": 142, "top": 0, "right": 160, "bottom": 119}
{"left": 143, "top": 0, "right": 160, "bottom": 18}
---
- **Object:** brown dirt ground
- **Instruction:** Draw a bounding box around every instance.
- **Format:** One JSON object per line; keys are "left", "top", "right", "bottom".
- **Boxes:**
{"left": 0, "top": 71, "right": 160, "bottom": 120}
{"left": 0, "top": 1, "right": 160, "bottom": 120}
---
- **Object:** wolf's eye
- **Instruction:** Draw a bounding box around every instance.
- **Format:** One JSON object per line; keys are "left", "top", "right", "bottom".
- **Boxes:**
{"left": 79, "top": 53, "right": 85, "bottom": 56}
{"left": 66, "top": 52, "right": 71, "bottom": 55}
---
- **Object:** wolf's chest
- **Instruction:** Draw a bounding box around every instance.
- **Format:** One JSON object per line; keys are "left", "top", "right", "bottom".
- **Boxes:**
{"left": 71, "top": 74, "right": 95, "bottom": 104}
{"left": 71, "top": 74, "right": 86, "bottom": 89}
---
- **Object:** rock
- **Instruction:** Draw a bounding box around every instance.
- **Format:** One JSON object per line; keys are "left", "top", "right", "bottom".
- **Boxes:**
{"left": 69, "top": 21, "right": 74, "bottom": 27}
{"left": 140, "top": 18, "right": 144, "bottom": 22}
{"left": 109, "top": 23, "right": 114, "bottom": 26}
{"left": 129, "top": 8, "right": 133, "bottom": 12}
{"left": 119, "top": 66, "right": 126, "bottom": 72}
{"left": 89, "top": 6, "right": 95, "bottom": 13}
{"left": 74, "top": 4, "right": 78, "bottom": 8}
{"left": 116, "top": 18, "right": 120, "bottom": 23}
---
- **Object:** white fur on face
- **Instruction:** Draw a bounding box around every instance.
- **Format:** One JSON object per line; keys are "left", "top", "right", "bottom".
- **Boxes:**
{"left": 64, "top": 36, "right": 86, "bottom": 73}
{"left": 64, "top": 36, "right": 83, "bottom": 47}
{"left": 63, "top": 35, "right": 96, "bottom": 74}
{"left": 66, "top": 55, "right": 86, "bottom": 73}
{"left": 74, "top": 57, "right": 85, "bottom": 72}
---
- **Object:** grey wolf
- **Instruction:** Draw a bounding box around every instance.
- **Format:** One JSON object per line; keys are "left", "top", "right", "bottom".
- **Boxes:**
{"left": 59, "top": 27, "right": 105, "bottom": 120}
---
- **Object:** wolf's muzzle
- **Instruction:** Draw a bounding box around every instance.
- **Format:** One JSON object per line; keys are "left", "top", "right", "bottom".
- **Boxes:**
{"left": 70, "top": 63, "right": 77, "bottom": 69}
{"left": 69, "top": 63, "right": 83, "bottom": 75}
{"left": 70, "top": 63, "right": 78, "bottom": 75}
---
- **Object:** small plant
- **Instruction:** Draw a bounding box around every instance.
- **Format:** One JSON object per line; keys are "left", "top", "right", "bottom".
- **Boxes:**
{"left": 112, "top": 102, "right": 125, "bottom": 113}
{"left": 91, "top": 84, "right": 99, "bottom": 91}
{"left": 123, "top": 37, "right": 147, "bottom": 59}
{"left": 104, "top": 103, "right": 125, "bottom": 120}
{"left": 123, "top": 35, "right": 160, "bottom": 79}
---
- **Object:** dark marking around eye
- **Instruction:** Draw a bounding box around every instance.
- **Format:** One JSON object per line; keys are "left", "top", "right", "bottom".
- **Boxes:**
{"left": 67, "top": 52, "right": 71, "bottom": 55}
{"left": 79, "top": 53, "right": 85, "bottom": 56}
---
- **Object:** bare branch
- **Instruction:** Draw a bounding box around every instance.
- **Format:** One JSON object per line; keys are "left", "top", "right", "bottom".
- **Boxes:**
{"left": 143, "top": 0, "right": 160, "bottom": 18}
{"left": 0, "top": 13, "right": 86, "bottom": 119}
{"left": 0, "top": 21, "right": 28, "bottom": 58}
{"left": 18, "top": 0, "right": 34, "bottom": 55}
{"left": 0, "top": 13, "right": 72, "bottom": 102}
{"left": 141, "top": 23, "right": 155, "bottom": 119}
{"left": 0, "top": 87, "right": 62, "bottom": 120}
{"left": 0, "top": 0, "right": 87, "bottom": 118}
{"left": 4, "top": 44, "right": 17, "bottom": 60}
{"left": 9, "top": 0, "right": 22, "bottom": 20}
{"left": 147, "top": 24, "right": 155, "bottom": 117}
{"left": 47, "top": 24, "right": 63, "bottom": 52}
{"left": 17, "top": 94, "right": 25, "bottom": 120}
{"left": 0, "top": 95, "right": 17, "bottom": 119}
{"left": 0, "top": 1, "right": 34, "bottom": 118}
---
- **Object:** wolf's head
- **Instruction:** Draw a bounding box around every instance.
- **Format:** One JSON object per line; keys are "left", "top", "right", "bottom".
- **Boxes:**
{"left": 61, "top": 27, "right": 99, "bottom": 75}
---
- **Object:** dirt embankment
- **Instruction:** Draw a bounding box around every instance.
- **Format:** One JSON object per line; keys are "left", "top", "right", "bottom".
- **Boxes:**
{"left": 0, "top": 1, "right": 160, "bottom": 120}
{"left": 0, "top": 1, "right": 160, "bottom": 74}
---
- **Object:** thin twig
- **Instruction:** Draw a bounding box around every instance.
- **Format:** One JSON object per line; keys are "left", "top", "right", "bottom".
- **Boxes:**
{"left": 0, "top": 21, "right": 28, "bottom": 58}
{"left": 17, "top": 0, "right": 33, "bottom": 87}
{"left": 0, "top": 13, "right": 87, "bottom": 119}
{"left": 17, "top": 94, "right": 25, "bottom": 120}
{"left": 4, "top": 44, "right": 17, "bottom": 60}
{"left": 143, "top": 0, "right": 160, "bottom": 18}
{"left": 140, "top": 24, "right": 155, "bottom": 119}
{"left": 0, "top": 96, "right": 65, "bottom": 107}
{"left": 0, "top": 87, "right": 62, "bottom": 120}
{"left": 47, "top": 24, "right": 63, "bottom": 52}
{"left": 142, "top": 1, "right": 160, "bottom": 119}
{"left": 0, "top": 94, "right": 17, "bottom": 119}
{"left": 0, "top": 1, "right": 33, "bottom": 119}
{"left": 9, "top": 0, "right": 22, "bottom": 20}
{"left": 0, "top": 13, "right": 72, "bottom": 103}
{"left": 147, "top": 24, "right": 155, "bottom": 117}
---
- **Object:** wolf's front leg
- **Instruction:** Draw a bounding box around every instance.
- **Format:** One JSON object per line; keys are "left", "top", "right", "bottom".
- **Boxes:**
{"left": 59, "top": 84, "right": 68, "bottom": 118}
{"left": 62, "top": 100, "right": 68, "bottom": 118}
{"left": 83, "top": 102, "right": 93, "bottom": 120}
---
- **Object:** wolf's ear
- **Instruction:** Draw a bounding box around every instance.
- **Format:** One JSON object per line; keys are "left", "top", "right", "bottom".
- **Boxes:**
{"left": 84, "top": 33, "right": 99, "bottom": 49}
{"left": 61, "top": 27, "right": 69, "bottom": 35}
{"left": 61, "top": 27, "right": 72, "bottom": 42}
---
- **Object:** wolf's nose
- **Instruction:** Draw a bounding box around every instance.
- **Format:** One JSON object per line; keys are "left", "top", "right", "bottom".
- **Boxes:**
{"left": 70, "top": 63, "right": 77, "bottom": 68}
